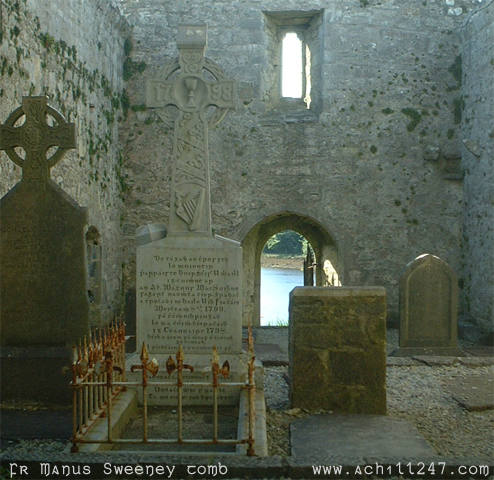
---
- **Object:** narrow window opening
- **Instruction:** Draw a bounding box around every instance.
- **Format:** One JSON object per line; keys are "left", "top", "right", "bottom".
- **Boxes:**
{"left": 281, "top": 33, "right": 303, "bottom": 99}
{"left": 264, "top": 10, "right": 322, "bottom": 112}
{"left": 85, "top": 226, "right": 102, "bottom": 305}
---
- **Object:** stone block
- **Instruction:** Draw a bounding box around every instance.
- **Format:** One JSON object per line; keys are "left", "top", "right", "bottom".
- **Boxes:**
{"left": 445, "top": 374, "right": 494, "bottom": 411}
{"left": 289, "top": 287, "right": 386, "bottom": 414}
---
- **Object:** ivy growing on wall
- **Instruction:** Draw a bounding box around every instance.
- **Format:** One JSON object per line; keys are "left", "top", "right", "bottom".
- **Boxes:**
{"left": 1, "top": 0, "right": 130, "bottom": 200}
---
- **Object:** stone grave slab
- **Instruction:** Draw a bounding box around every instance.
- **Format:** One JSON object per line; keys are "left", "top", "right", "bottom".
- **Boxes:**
{"left": 464, "top": 346, "right": 494, "bottom": 357}
{"left": 459, "top": 357, "right": 494, "bottom": 367}
{"left": 396, "top": 254, "right": 463, "bottom": 356}
{"left": 386, "top": 356, "right": 420, "bottom": 366}
{"left": 291, "top": 414, "right": 434, "bottom": 462}
{"left": 445, "top": 374, "right": 494, "bottom": 411}
{"left": 289, "top": 287, "right": 387, "bottom": 414}
{"left": 0, "top": 97, "right": 88, "bottom": 404}
{"left": 413, "top": 355, "right": 460, "bottom": 366}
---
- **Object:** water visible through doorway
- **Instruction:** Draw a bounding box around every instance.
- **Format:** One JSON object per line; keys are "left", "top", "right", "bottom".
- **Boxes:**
{"left": 260, "top": 267, "right": 303, "bottom": 326}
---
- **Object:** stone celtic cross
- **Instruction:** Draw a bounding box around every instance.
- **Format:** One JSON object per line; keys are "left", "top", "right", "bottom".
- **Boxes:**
{"left": 146, "top": 25, "right": 236, "bottom": 236}
{"left": 0, "top": 96, "right": 76, "bottom": 183}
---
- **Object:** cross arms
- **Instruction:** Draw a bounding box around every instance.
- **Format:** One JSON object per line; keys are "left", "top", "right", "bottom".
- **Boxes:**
{"left": 146, "top": 78, "right": 235, "bottom": 111}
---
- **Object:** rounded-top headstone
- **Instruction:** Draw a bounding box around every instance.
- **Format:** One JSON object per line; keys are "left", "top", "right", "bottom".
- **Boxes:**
{"left": 396, "top": 252, "right": 461, "bottom": 356}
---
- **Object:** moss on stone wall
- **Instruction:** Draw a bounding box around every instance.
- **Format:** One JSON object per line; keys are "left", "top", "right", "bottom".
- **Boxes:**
{"left": 0, "top": 0, "right": 130, "bottom": 321}
{"left": 401, "top": 108, "right": 422, "bottom": 132}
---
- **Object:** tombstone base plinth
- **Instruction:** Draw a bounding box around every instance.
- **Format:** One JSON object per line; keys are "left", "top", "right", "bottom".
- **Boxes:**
{"left": 0, "top": 346, "right": 72, "bottom": 406}
{"left": 126, "top": 352, "right": 263, "bottom": 406}
{"left": 392, "top": 346, "right": 464, "bottom": 357}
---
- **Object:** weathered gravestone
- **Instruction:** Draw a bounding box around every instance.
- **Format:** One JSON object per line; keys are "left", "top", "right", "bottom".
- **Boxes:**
{"left": 395, "top": 253, "right": 462, "bottom": 356}
{"left": 0, "top": 96, "right": 89, "bottom": 403}
{"left": 289, "top": 287, "right": 387, "bottom": 414}
{"left": 132, "top": 25, "right": 248, "bottom": 405}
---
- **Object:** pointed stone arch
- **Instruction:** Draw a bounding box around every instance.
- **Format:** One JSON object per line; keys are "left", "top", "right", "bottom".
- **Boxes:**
{"left": 239, "top": 211, "right": 342, "bottom": 327}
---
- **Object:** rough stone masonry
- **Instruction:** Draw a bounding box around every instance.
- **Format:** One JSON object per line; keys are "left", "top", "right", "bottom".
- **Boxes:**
{"left": 1, "top": 0, "right": 492, "bottom": 339}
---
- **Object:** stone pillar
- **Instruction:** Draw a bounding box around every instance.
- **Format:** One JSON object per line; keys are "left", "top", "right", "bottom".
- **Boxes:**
{"left": 289, "top": 286, "right": 386, "bottom": 414}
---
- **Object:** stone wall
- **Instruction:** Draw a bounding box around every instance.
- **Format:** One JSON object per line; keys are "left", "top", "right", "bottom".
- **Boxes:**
{"left": 118, "top": 0, "right": 476, "bottom": 323}
{"left": 0, "top": 0, "right": 129, "bottom": 325}
{"left": 460, "top": 0, "right": 494, "bottom": 338}
{"left": 1, "top": 0, "right": 491, "bottom": 334}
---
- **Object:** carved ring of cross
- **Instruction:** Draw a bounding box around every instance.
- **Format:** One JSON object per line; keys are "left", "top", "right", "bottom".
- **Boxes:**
{"left": 157, "top": 57, "right": 231, "bottom": 128}
{"left": 2, "top": 103, "right": 71, "bottom": 170}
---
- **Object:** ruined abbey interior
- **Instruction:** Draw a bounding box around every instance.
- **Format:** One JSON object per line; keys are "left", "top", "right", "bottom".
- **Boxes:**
{"left": 1, "top": 0, "right": 493, "bottom": 341}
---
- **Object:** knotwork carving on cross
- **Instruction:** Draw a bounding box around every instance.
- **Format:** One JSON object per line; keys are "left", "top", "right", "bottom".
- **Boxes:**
{"left": 145, "top": 25, "right": 236, "bottom": 236}
{"left": 0, "top": 96, "right": 76, "bottom": 183}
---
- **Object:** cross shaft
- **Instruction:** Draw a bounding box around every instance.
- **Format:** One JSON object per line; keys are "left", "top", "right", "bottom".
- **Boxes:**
{"left": 145, "top": 25, "right": 235, "bottom": 236}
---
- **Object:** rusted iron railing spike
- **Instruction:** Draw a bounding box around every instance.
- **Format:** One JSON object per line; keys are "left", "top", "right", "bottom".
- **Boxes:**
{"left": 140, "top": 342, "right": 149, "bottom": 363}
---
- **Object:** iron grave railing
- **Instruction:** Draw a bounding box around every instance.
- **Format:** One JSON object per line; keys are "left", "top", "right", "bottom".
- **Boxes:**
{"left": 69, "top": 319, "right": 126, "bottom": 451}
{"left": 69, "top": 322, "right": 256, "bottom": 455}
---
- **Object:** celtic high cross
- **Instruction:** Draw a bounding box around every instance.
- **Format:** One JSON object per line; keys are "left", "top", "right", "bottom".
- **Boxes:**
{"left": 0, "top": 96, "right": 76, "bottom": 184}
{"left": 146, "top": 25, "right": 236, "bottom": 236}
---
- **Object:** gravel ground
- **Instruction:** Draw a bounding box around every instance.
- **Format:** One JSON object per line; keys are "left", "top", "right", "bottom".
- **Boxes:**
{"left": 264, "top": 364, "right": 494, "bottom": 459}
{"left": 263, "top": 329, "right": 494, "bottom": 459}
{"left": 2, "top": 363, "right": 492, "bottom": 461}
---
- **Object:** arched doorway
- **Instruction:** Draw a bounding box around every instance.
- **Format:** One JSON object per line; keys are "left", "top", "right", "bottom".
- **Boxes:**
{"left": 241, "top": 211, "right": 341, "bottom": 327}
{"left": 260, "top": 230, "right": 309, "bottom": 326}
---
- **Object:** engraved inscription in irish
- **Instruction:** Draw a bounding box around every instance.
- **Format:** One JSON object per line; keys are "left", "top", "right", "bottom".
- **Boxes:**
{"left": 138, "top": 250, "right": 241, "bottom": 354}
